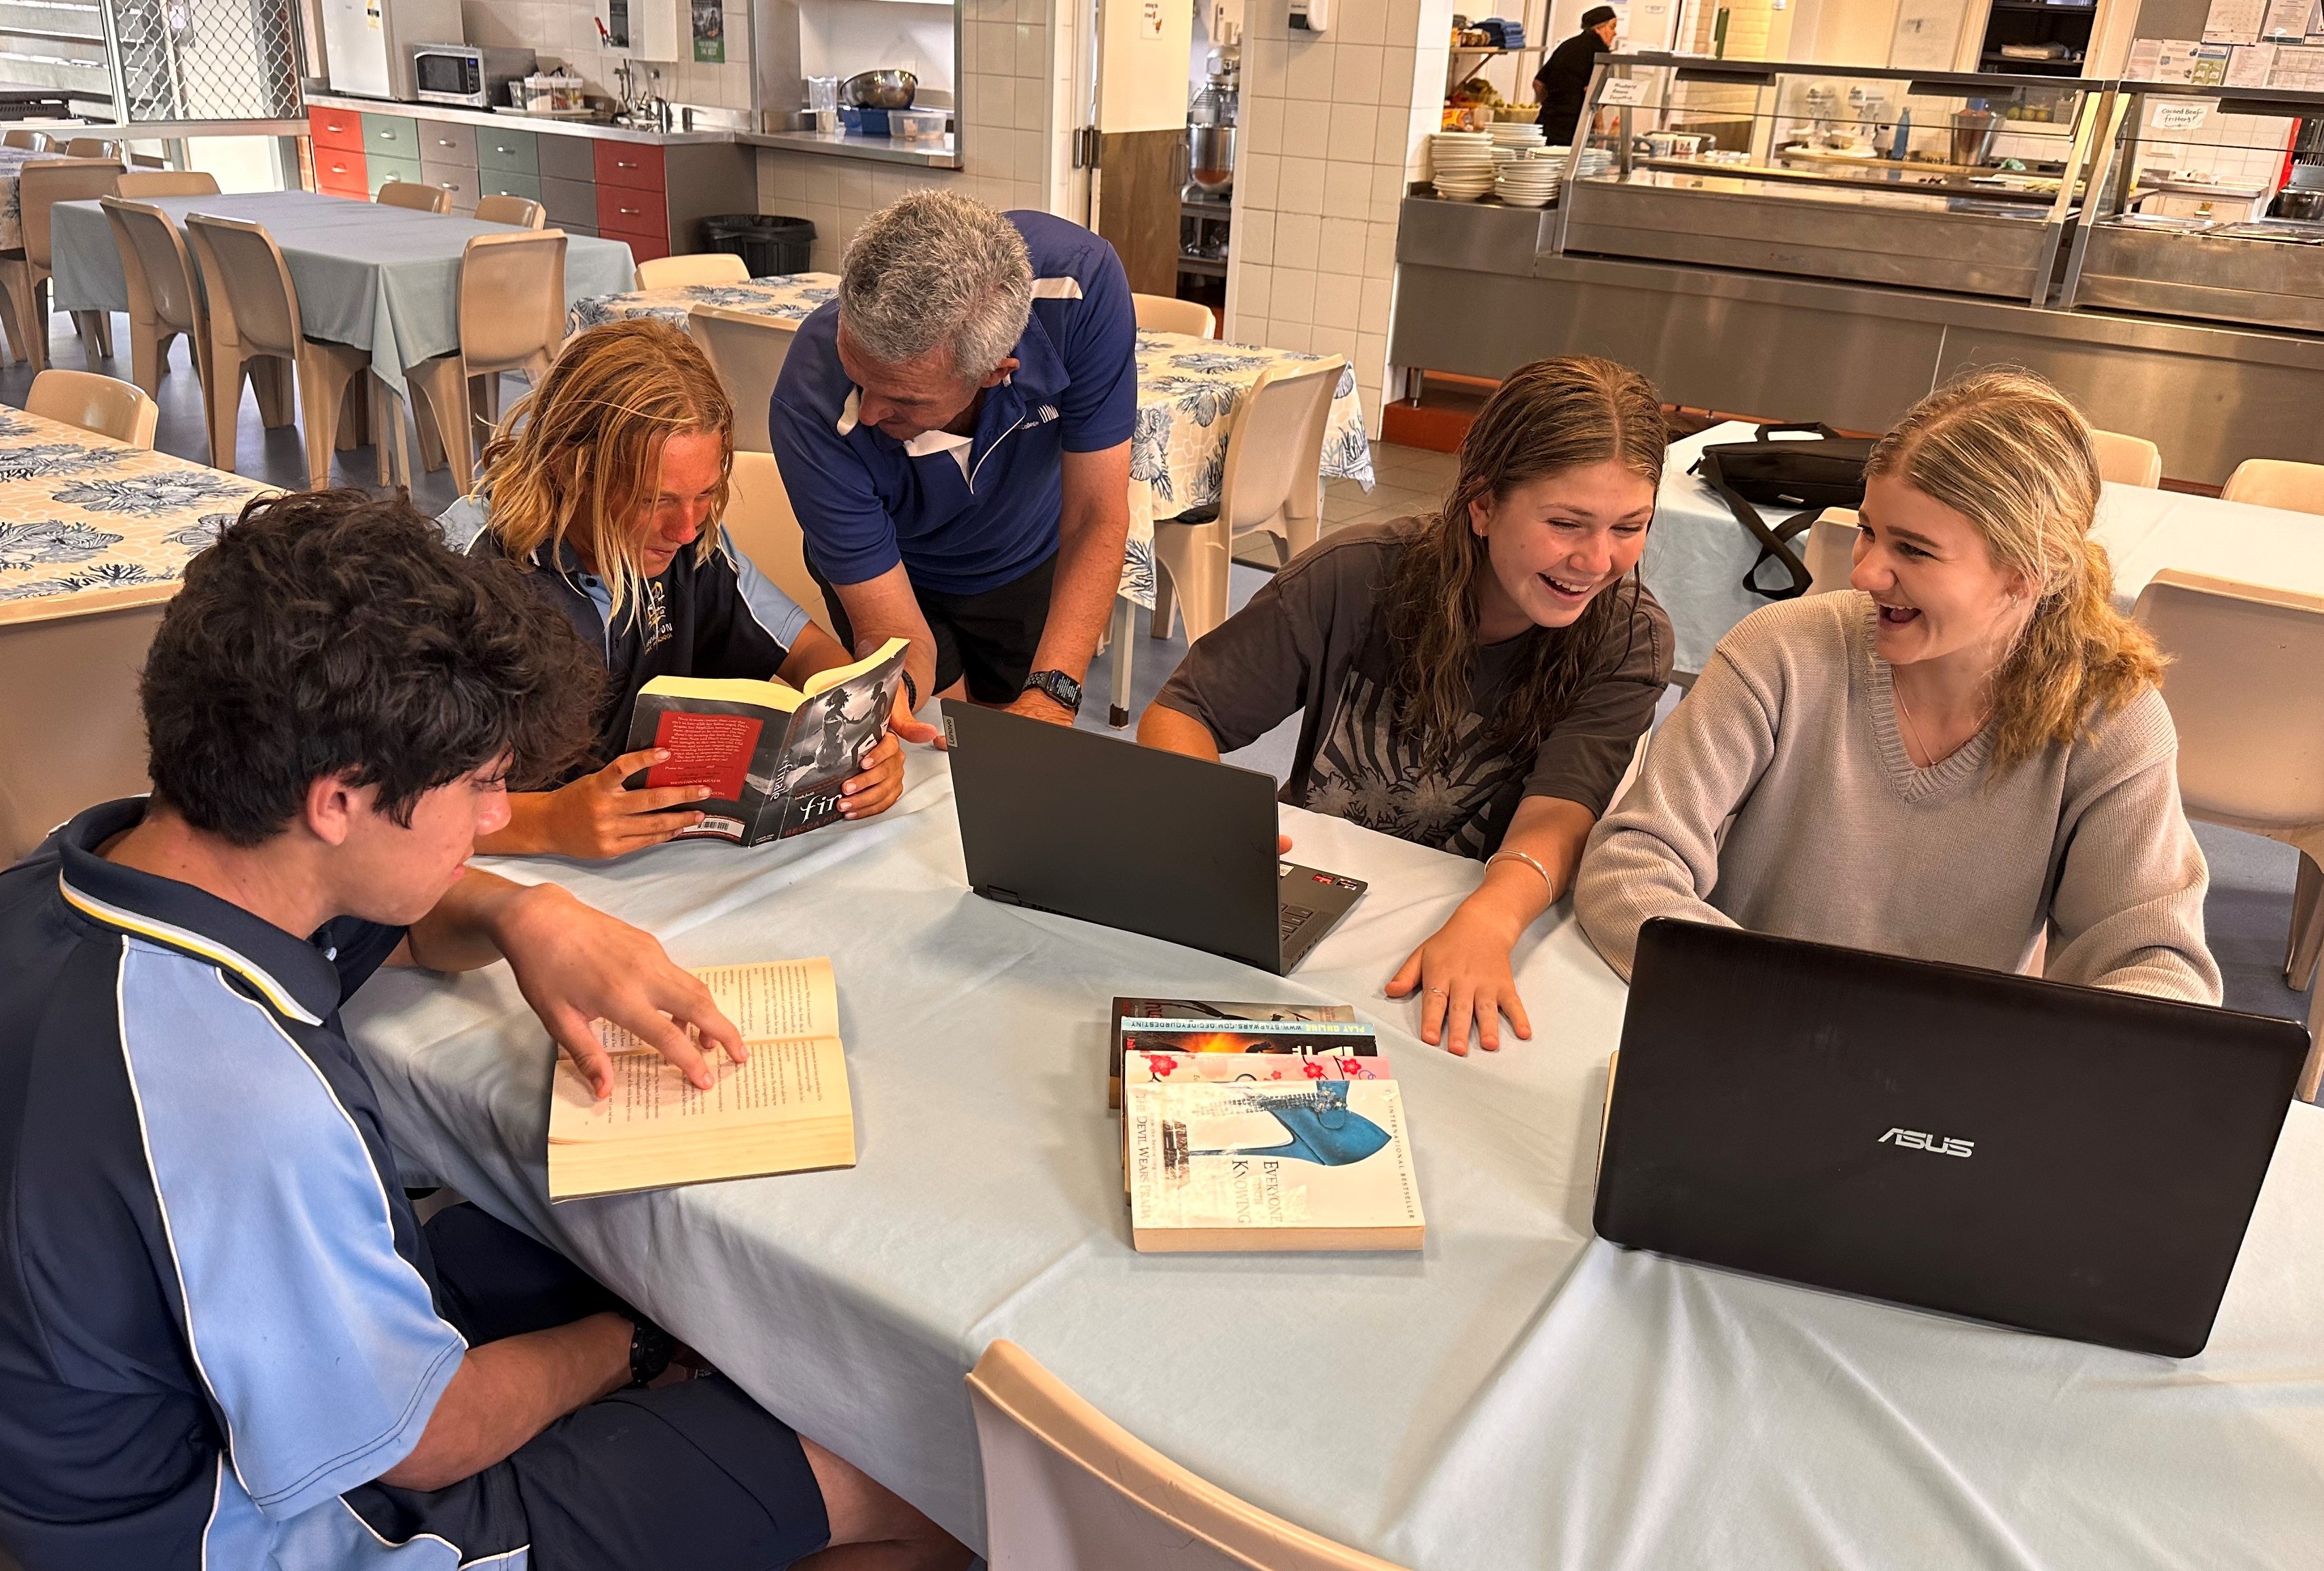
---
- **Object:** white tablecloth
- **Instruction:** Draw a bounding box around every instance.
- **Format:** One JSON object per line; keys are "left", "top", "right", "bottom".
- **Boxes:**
{"left": 341, "top": 748, "right": 2324, "bottom": 1566}
{"left": 1645, "top": 421, "right": 2324, "bottom": 674}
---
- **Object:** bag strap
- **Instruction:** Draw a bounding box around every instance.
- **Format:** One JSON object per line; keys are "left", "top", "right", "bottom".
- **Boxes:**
{"left": 1753, "top": 420, "right": 1844, "bottom": 441}
{"left": 1697, "top": 450, "right": 1815, "bottom": 601}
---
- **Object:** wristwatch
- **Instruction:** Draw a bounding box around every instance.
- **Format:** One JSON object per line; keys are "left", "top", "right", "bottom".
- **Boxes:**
{"left": 1022, "top": 668, "right": 1084, "bottom": 717}
{"left": 628, "top": 1314, "right": 676, "bottom": 1388}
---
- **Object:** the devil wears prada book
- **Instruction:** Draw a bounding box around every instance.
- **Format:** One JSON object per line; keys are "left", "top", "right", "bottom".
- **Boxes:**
{"left": 621, "top": 638, "right": 909, "bottom": 846}
{"left": 1123, "top": 1047, "right": 1423, "bottom": 1253}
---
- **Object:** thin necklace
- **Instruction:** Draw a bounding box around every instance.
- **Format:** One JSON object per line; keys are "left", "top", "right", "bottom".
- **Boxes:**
{"left": 1893, "top": 676, "right": 1988, "bottom": 768}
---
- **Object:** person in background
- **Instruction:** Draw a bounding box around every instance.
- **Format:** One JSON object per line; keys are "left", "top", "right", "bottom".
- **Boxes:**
{"left": 1536, "top": 5, "right": 1620, "bottom": 147}
{"left": 0, "top": 490, "right": 968, "bottom": 1571}
{"left": 770, "top": 190, "right": 1136, "bottom": 730}
{"left": 1140, "top": 357, "right": 1673, "bottom": 1056}
{"left": 443, "top": 318, "right": 930, "bottom": 860}
{"left": 1575, "top": 368, "right": 2220, "bottom": 1002}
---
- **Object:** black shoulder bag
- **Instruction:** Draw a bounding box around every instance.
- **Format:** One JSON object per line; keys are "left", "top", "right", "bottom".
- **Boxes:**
{"left": 1694, "top": 422, "right": 1874, "bottom": 601}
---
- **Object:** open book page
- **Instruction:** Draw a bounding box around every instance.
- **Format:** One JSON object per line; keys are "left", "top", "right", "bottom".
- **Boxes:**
{"left": 549, "top": 1033, "right": 848, "bottom": 1142}
{"left": 800, "top": 636, "right": 910, "bottom": 698}
{"left": 586, "top": 957, "right": 838, "bottom": 1055}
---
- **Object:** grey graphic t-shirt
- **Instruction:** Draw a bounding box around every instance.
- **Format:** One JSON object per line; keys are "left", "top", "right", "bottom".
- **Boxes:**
{"left": 1153, "top": 517, "right": 1671, "bottom": 859}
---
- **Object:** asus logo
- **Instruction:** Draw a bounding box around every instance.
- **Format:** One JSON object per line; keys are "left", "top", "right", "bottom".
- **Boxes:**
{"left": 1879, "top": 1127, "right": 1974, "bottom": 1158}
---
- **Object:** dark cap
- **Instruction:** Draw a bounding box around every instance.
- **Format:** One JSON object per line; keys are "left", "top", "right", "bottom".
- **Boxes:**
{"left": 1582, "top": 5, "right": 1618, "bottom": 26}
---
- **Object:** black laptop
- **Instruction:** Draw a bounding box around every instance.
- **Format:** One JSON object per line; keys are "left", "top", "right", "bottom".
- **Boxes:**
{"left": 942, "top": 701, "right": 1366, "bottom": 974}
{"left": 1594, "top": 918, "right": 2309, "bottom": 1357}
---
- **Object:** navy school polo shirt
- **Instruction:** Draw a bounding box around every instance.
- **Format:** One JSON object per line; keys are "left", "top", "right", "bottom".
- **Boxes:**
{"left": 0, "top": 799, "right": 462, "bottom": 1571}
{"left": 444, "top": 500, "right": 814, "bottom": 775}
{"left": 769, "top": 209, "right": 1139, "bottom": 598}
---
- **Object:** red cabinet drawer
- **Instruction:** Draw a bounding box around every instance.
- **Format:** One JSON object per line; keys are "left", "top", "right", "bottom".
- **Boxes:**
{"left": 619, "top": 230, "right": 670, "bottom": 264}
{"left": 592, "top": 140, "right": 665, "bottom": 192}
{"left": 308, "top": 107, "right": 366, "bottom": 151}
{"left": 315, "top": 151, "right": 368, "bottom": 196}
{"left": 596, "top": 183, "right": 667, "bottom": 241}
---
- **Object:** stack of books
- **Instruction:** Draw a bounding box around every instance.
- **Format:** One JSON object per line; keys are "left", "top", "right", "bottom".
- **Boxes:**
{"left": 1110, "top": 996, "right": 1425, "bottom": 1253}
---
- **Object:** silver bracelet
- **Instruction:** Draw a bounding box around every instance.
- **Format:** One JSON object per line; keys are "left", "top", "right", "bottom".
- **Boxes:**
{"left": 1486, "top": 848, "right": 1555, "bottom": 897}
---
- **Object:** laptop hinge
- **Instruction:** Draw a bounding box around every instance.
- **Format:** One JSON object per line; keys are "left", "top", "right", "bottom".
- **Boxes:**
{"left": 982, "top": 884, "right": 1024, "bottom": 906}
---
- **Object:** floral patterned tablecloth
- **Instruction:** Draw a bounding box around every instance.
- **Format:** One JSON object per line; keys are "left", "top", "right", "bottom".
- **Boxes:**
{"left": 573, "top": 276, "right": 1376, "bottom": 609}
{"left": 0, "top": 406, "right": 275, "bottom": 626}
{"left": 0, "top": 145, "right": 65, "bottom": 253}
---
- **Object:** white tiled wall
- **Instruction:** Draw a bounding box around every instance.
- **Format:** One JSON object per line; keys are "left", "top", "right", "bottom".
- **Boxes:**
{"left": 461, "top": 0, "right": 756, "bottom": 111}
{"left": 1223, "top": 0, "right": 1453, "bottom": 436}
{"left": 755, "top": 0, "right": 1064, "bottom": 272}
{"left": 2129, "top": 103, "right": 2295, "bottom": 187}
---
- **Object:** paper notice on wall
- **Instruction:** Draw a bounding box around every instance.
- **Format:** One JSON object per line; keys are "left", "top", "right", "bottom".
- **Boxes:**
{"left": 2129, "top": 39, "right": 2208, "bottom": 81}
{"left": 2270, "top": 40, "right": 2324, "bottom": 83}
{"left": 1600, "top": 75, "right": 1647, "bottom": 105}
{"left": 2262, "top": 0, "right": 2316, "bottom": 39}
{"left": 1141, "top": 0, "right": 1164, "bottom": 37}
{"left": 692, "top": 0, "right": 723, "bottom": 63}
{"left": 2225, "top": 41, "right": 2276, "bottom": 82}
{"left": 2153, "top": 98, "right": 2215, "bottom": 129}
{"left": 2206, "top": 0, "right": 2266, "bottom": 43}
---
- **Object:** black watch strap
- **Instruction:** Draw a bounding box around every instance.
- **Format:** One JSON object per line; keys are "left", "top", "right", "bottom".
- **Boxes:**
{"left": 1023, "top": 668, "right": 1083, "bottom": 715}
{"left": 628, "top": 1316, "right": 676, "bottom": 1387}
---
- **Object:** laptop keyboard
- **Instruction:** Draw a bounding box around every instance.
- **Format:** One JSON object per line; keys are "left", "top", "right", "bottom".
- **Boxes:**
{"left": 1279, "top": 903, "right": 1316, "bottom": 941}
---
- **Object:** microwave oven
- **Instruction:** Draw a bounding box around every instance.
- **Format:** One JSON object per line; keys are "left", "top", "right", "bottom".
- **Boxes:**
{"left": 408, "top": 43, "right": 537, "bottom": 108}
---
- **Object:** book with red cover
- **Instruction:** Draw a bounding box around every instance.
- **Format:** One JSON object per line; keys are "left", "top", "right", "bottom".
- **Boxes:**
{"left": 620, "top": 638, "right": 908, "bottom": 846}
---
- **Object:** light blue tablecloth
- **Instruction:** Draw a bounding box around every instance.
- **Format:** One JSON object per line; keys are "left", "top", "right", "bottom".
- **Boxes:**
{"left": 1645, "top": 421, "right": 2324, "bottom": 674}
{"left": 342, "top": 747, "right": 2324, "bottom": 1568}
{"left": 46, "top": 190, "right": 637, "bottom": 396}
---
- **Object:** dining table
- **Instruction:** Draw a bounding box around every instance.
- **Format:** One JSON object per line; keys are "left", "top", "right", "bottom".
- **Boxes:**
{"left": 0, "top": 403, "right": 274, "bottom": 856}
{"left": 1645, "top": 420, "right": 2324, "bottom": 675}
{"left": 0, "top": 143, "right": 65, "bottom": 252}
{"left": 343, "top": 748, "right": 2324, "bottom": 1570}
{"left": 573, "top": 275, "right": 1380, "bottom": 723}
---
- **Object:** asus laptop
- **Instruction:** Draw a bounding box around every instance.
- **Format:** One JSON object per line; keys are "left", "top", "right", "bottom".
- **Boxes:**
{"left": 943, "top": 701, "right": 1366, "bottom": 975}
{"left": 1594, "top": 918, "right": 2309, "bottom": 1357}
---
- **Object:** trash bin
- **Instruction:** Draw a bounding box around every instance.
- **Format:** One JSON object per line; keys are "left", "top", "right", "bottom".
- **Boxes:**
{"left": 699, "top": 214, "right": 817, "bottom": 278}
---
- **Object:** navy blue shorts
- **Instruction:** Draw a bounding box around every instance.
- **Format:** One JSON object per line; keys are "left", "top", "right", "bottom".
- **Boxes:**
{"left": 342, "top": 1204, "right": 831, "bottom": 1569}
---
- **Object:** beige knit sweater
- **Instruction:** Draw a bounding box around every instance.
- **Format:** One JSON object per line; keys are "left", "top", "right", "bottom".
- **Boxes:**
{"left": 1574, "top": 592, "right": 2222, "bottom": 1003}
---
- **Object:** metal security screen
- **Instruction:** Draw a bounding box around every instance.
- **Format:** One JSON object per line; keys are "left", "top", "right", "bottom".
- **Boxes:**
{"left": 99, "top": 0, "right": 300, "bottom": 121}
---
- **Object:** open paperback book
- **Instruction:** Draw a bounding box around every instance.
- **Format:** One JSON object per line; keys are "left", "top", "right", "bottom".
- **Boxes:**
{"left": 622, "top": 637, "right": 909, "bottom": 846}
{"left": 547, "top": 957, "right": 855, "bottom": 1201}
{"left": 1124, "top": 1047, "right": 1422, "bottom": 1252}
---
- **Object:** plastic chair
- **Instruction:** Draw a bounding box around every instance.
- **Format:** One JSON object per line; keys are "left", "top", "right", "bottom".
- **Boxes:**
{"left": 2090, "top": 429, "right": 2163, "bottom": 489}
{"left": 474, "top": 192, "right": 545, "bottom": 228}
{"left": 1151, "top": 355, "right": 1344, "bottom": 643}
{"left": 26, "top": 367, "right": 158, "bottom": 446}
{"left": 99, "top": 196, "right": 222, "bottom": 458}
{"left": 1, "top": 128, "right": 46, "bottom": 151}
{"left": 376, "top": 179, "right": 451, "bottom": 214}
{"left": 3, "top": 157, "right": 122, "bottom": 372}
{"left": 724, "top": 452, "right": 834, "bottom": 636}
{"left": 63, "top": 136, "right": 120, "bottom": 160}
{"left": 2133, "top": 568, "right": 2324, "bottom": 1096}
{"left": 2221, "top": 459, "right": 2324, "bottom": 516}
{"left": 183, "top": 211, "right": 372, "bottom": 489}
{"left": 0, "top": 600, "right": 166, "bottom": 861}
{"left": 113, "top": 169, "right": 220, "bottom": 198}
{"left": 636, "top": 251, "right": 749, "bottom": 289}
{"left": 687, "top": 302, "right": 796, "bottom": 452}
{"left": 1133, "top": 293, "right": 1217, "bottom": 338}
{"left": 1804, "top": 505, "right": 1859, "bottom": 594}
{"left": 406, "top": 229, "right": 568, "bottom": 492}
{"left": 967, "top": 1340, "right": 1410, "bottom": 1571}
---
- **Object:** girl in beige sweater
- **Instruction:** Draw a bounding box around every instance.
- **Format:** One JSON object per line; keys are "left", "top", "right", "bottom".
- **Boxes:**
{"left": 1575, "top": 369, "right": 2221, "bottom": 1002}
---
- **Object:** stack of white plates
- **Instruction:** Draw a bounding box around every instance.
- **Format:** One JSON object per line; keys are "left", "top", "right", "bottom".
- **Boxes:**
{"left": 1488, "top": 122, "right": 1545, "bottom": 154}
{"left": 1430, "top": 132, "right": 1497, "bottom": 200}
{"left": 1495, "top": 157, "right": 1564, "bottom": 208}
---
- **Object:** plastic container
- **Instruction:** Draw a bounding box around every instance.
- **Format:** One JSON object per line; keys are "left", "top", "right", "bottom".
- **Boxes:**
{"left": 889, "top": 108, "right": 947, "bottom": 143}
{"left": 700, "top": 214, "right": 817, "bottom": 278}
{"left": 840, "top": 105, "right": 890, "bottom": 137}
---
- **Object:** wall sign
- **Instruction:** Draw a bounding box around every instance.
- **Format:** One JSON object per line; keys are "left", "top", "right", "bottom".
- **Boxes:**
{"left": 693, "top": 0, "right": 723, "bottom": 63}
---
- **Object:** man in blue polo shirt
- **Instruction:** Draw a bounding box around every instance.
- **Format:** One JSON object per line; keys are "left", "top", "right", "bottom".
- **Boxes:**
{"left": 0, "top": 491, "right": 966, "bottom": 1571}
{"left": 771, "top": 190, "right": 1136, "bottom": 725}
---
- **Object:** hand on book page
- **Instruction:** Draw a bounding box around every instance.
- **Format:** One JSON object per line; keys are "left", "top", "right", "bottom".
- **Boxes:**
{"left": 498, "top": 889, "right": 745, "bottom": 1096}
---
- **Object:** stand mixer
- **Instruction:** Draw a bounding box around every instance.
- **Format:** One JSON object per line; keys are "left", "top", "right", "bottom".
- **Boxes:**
{"left": 1185, "top": 9, "right": 1239, "bottom": 200}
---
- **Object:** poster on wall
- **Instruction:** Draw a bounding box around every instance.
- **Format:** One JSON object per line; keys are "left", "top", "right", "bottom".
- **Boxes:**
{"left": 1889, "top": 0, "right": 1963, "bottom": 71}
{"left": 693, "top": 0, "right": 723, "bottom": 63}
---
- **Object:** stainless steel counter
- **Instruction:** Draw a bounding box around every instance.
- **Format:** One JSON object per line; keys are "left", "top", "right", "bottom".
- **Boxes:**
{"left": 740, "top": 127, "right": 960, "bottom": 168}
{"left": 305, "top": 92, "right": 738, "bottom": 146}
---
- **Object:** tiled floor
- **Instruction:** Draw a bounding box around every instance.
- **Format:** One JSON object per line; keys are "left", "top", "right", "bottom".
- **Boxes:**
{"left": 1325, "top": 441, "right": 1458, "bottom": 533}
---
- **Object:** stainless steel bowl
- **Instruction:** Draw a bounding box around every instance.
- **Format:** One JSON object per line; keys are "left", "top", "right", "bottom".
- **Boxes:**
{"left": 1189, "top": 124, "right": 1235, "bottom": 191}
{"left": 843, "top": 69, "right": 918, "bottom": 110}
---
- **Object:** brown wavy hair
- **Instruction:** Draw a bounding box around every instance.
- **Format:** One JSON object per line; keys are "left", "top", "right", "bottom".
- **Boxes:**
{"left": 473, "top": 317, "right": 734, "bottom": 620}
{"left": 1864, "top": 367, "right": 2164, "bottom": 772}
{"left": 1384, "top": 356, "right": 1665, "bottom": 775}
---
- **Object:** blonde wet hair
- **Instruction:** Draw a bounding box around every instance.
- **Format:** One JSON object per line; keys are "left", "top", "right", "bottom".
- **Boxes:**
{"left": 1864, "top": 367, "right": 2164, "bottom": 772}
{"left": 474, "top": 317, "right": 734, "bottom": 619}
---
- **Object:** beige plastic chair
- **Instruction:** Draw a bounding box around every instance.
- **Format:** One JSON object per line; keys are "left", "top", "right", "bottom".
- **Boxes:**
{"left": 63, "top": 136, "right": 120, "bottom": 160}
{"left": 2133, "top": 569, "right": 2324, "bottom": 1096}
{"left": 687, "top": 302, "right": 796, "bottom": 452}
{"left": 406, "top": 228, "right": 568, "bottom": 492}
{"left": 2090, "top": 429, "right": 2163, "bottom": 488}
{"left": 474, "top": 192, "right": 545, "bottom": 228}
{"left": 724, "top": 452, "right": 834, "bottom": 636}
{"left": 376, "top": 179, "right": 451, "bottom": 214}
{"left": 183, "top": 212, "right": 372, "bottom": 489}
{"left": 1152, "top": 356, "right": 1344, "bottom": 644}
{"left": 99, "top": 195, "right": 224, "bottom": 459}
{"left": 2221, "top": 458, "right": 2324, "bottom": 516}
{"left": 26, "top": 367, "right": 157, "bottom": 446}
{"left": 1133, "top": 293, "right": 1217, "bottom": 338}
{"left": 113, "top": 169, "right": 220, "bottom": 198}
{"left": 636, "top": 251, "right": 749, "bottom": 289}
{"left": 3, "top": 157, "right": 122, "bottom": 371}
{"left": 1, "top": 128, "right": 47, "bottom": 151}
{"left": 967, "top": 1340, "right": 1410, "bottom": 1571}
{"left": 0, "top": 601, "right": 167, "bottom": 860}
{"left": 1803, "top": 505, "right": 1859, "bottom": 595}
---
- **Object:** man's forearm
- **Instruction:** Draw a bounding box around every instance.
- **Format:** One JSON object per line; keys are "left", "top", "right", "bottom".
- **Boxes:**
{"left": 832, "top": 563, "right": 942, "bottom": 706}
{"left": 402, "top": 869, "right": 573, "bottom": 973}
{"left": 1031, "top": 490, "right": 1130, "bottom": 682}
{"left": 378, "top": 1312, "right": 632, "bottom": 1491}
